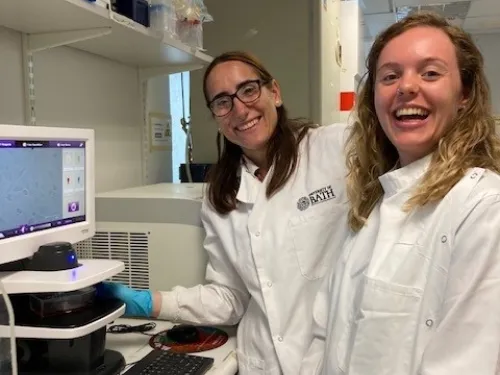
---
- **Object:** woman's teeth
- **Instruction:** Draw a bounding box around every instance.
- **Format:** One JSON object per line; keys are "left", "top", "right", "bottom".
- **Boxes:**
{"left": 395, "top": 107, "right": 429, "bottom": 120}
{"left": 239, "top": 118, "right": 259, "bottom": 131}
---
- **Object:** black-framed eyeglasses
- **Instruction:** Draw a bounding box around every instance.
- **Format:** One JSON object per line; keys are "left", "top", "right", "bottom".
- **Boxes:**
{"left": 207, "top": 79, "right": 270, "bottom": 117}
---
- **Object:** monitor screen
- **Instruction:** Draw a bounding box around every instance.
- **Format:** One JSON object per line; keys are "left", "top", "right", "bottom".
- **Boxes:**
{"left": 0, "top": 139, "right": 86, "bottom": 241}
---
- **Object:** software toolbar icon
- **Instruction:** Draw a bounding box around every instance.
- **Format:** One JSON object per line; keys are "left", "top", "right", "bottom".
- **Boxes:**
{"left": 68, "top": 201, "right": 79, "bottom": 213}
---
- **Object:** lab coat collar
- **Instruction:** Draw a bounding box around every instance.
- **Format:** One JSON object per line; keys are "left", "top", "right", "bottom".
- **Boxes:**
{"left": 236, "top": 156, "right": 265, "bottom": 204}
{"left": 379, "top": 154, "right": 432, "bottom": 197}
{"left": 242, "top": 155, "right": 260, "bottom": 176}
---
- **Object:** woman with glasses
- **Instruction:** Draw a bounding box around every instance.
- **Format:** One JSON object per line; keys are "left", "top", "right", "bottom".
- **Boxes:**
{"left": 98, "top": 51, "right": 350, "bottom": 374}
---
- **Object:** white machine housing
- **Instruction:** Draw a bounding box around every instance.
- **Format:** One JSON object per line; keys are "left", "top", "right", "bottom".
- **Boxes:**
{"left": 0, "top": 124, "right": 125, "bottom": 340}
{"left": 75, "top": 183, "right": 208, "bottom": 292}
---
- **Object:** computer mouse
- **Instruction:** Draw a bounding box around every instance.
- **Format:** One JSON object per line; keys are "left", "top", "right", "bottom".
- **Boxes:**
{"left": 166, "top": 324, "right": 199, "bottom": 344}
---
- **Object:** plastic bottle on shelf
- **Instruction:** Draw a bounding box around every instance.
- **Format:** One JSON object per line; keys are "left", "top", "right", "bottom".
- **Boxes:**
{"left": 150, "top": 0, "right": 178, "bottom": 39}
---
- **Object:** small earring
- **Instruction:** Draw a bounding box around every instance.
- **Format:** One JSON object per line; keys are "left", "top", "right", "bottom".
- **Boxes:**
{"left": 218, "top": 128, "right": 222, "bottom": 133}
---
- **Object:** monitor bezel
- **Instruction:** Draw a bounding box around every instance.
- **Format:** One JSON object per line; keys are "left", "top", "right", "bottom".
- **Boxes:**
{"left": 0, "top": 124, "right": 95, "bottom": 265}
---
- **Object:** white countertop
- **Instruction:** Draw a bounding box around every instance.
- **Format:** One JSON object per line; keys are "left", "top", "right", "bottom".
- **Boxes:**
{"left": 105, "top": 318, "right": 238, "bottom": 374}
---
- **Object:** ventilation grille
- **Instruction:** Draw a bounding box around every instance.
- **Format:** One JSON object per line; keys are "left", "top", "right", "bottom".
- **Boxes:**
{"left": 74, "top": 231, "right": 150, "bottom": 290}
{"left": 396, "top": 1, "right": 471, "bottom": 25}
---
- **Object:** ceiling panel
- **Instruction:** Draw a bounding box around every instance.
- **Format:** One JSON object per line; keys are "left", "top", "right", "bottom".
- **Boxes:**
{"left": 360, "top": 0, "right": 391, "bottom": 14}
{"left": 395, "top": 1, "right": 471, "bottom": 26}
{"left": 362, "top": 0, "right": 500, "bottom": 41}
{"left": 394, "top": 0, "right": 472, "bottom": 6}
{"left": 364, "top": 12, "right": 398, "bottom": 37}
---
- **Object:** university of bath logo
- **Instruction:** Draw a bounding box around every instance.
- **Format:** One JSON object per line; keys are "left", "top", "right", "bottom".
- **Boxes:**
{"left": 296, "top": 196, "right": 310, "bottom": 211}
{"left": 296, "top": 185, "right": 336, "bottom": 211}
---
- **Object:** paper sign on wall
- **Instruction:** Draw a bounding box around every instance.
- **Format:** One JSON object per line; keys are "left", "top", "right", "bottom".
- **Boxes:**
{"left": 149, "top": 112, "right": 172, "bottom": 151}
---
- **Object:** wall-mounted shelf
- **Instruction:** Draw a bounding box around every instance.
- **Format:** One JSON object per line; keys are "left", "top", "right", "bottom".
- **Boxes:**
{"left": 0, "top": 0, "right": 212, "bottom": 76}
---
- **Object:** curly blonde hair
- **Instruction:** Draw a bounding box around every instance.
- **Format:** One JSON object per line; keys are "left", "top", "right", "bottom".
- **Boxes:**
{"left": 346, "top": 11, "right": 500, "bottom": 231}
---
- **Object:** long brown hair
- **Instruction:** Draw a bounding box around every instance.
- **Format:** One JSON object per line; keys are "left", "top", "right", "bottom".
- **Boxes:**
{"left": 203, "top": 51, "right": 316, "bottom": 215}
{"left": 346, "top": 11, "right": 500, "bottom": 231}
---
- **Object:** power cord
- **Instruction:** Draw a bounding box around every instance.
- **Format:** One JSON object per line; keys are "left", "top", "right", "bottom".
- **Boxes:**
{"left": 107, "top": 321, "right": 157, "bottom": 335}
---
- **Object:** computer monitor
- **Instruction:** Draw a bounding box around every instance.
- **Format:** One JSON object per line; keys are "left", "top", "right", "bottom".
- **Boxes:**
{"left": 0, "top": 124, "right": 95, "bottom": 265}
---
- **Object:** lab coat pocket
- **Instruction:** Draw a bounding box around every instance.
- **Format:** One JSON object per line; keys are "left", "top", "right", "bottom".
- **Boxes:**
{"left": 236, "top": 349, "right": 280, "bottom": 375}
{"left": 289, "top": 203, "right": 346, "bottom": 280}
{"left": 348, "top": 276, "right": 422, "bottom": 375}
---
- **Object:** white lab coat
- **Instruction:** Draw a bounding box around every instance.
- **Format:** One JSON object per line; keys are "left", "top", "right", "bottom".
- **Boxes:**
{"left": 159, "top": 123, "right": 350, "bottom": 374}
{"left": 300, "top": 155, "right": 500, "bottom": 375}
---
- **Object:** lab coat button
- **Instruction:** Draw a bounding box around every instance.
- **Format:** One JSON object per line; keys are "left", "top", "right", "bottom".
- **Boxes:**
{"left": 441, "top": 235, "right": 447, "bottom": 243}
{"left": 426, "top": 319, "right": 434, "bottom": 327}
{"left": 254, "top": 231, "right": 261, "bottom": 237}
{"left": 267, "top": 281, "right": 273, "bottom": 287}
{"left": 276, "top": 336, "right": 283, "bottom": 342}
{"left": 471, "top": 172, "right": 478, "bottom": 179}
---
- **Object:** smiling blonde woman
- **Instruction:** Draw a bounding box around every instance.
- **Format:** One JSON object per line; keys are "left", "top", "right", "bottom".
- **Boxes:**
{"left": 301, "top": 11, "right": 500, "bottom": 375}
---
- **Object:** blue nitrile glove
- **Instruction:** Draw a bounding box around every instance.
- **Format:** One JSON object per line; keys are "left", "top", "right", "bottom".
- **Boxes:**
{"left": 96, "top": 282, "right": 153, "bottom": 318}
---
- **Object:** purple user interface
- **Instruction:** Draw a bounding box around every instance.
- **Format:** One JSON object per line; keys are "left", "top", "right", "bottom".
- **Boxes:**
{"left": 0, "top": 140, "right": 86, "bottom": 240}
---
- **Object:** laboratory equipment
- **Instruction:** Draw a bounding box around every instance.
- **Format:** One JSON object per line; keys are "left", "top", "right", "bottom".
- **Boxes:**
{"left": 111, "top": 0, "right": 150, "bottom": 27}
{"left": 74, "top": 183, "right": 207, "bottom": 292}
{"left": 0, "top": 124, "right": 126, "bottom": 375}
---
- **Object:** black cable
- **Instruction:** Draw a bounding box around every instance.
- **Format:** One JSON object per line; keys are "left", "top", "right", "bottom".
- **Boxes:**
{"left": 107, "top": 321, "right": 156, "bottom": 335}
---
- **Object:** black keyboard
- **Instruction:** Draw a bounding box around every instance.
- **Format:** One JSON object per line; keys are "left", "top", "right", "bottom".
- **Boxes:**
{"left": 123, "top": 350, "right": 214, "bottom": 375}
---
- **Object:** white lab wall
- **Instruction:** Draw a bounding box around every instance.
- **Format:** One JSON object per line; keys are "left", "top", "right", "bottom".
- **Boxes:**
{"left": 0, "top": 27, "right": 24, "bottom": 125}
{"left": 145, "top": 76, "right": 173, "bottom": 183}
{"left": 475, "top": 34, "right": 500, "bottom": 135}
{"left": 189, "top": 0, "right": 340, "bottom": 163}
{"left": 475, "top": 34, "right": 500, "bottom": 115}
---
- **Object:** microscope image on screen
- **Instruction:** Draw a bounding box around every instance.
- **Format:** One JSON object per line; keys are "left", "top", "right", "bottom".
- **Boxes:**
{"left": 0, "top": 140, "right": 86, "bottom": 240}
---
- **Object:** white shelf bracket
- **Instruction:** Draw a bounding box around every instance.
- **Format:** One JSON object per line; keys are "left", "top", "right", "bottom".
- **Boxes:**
{"left": 28, "top": 27, "right": 112, "bottom": 53}
{"left": 139, "top": 72, "right": 150, "bottom": 185}
{"left": 21, "top": 34, "right": 36, "bottom": 126}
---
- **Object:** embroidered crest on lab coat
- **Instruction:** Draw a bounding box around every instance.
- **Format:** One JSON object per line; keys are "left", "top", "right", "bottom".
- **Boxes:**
{"left": 297, "top": 185, "right": 336, "bottom": 211}
{"left": 297, "top": 196, "right": 310, "bottom": 211}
